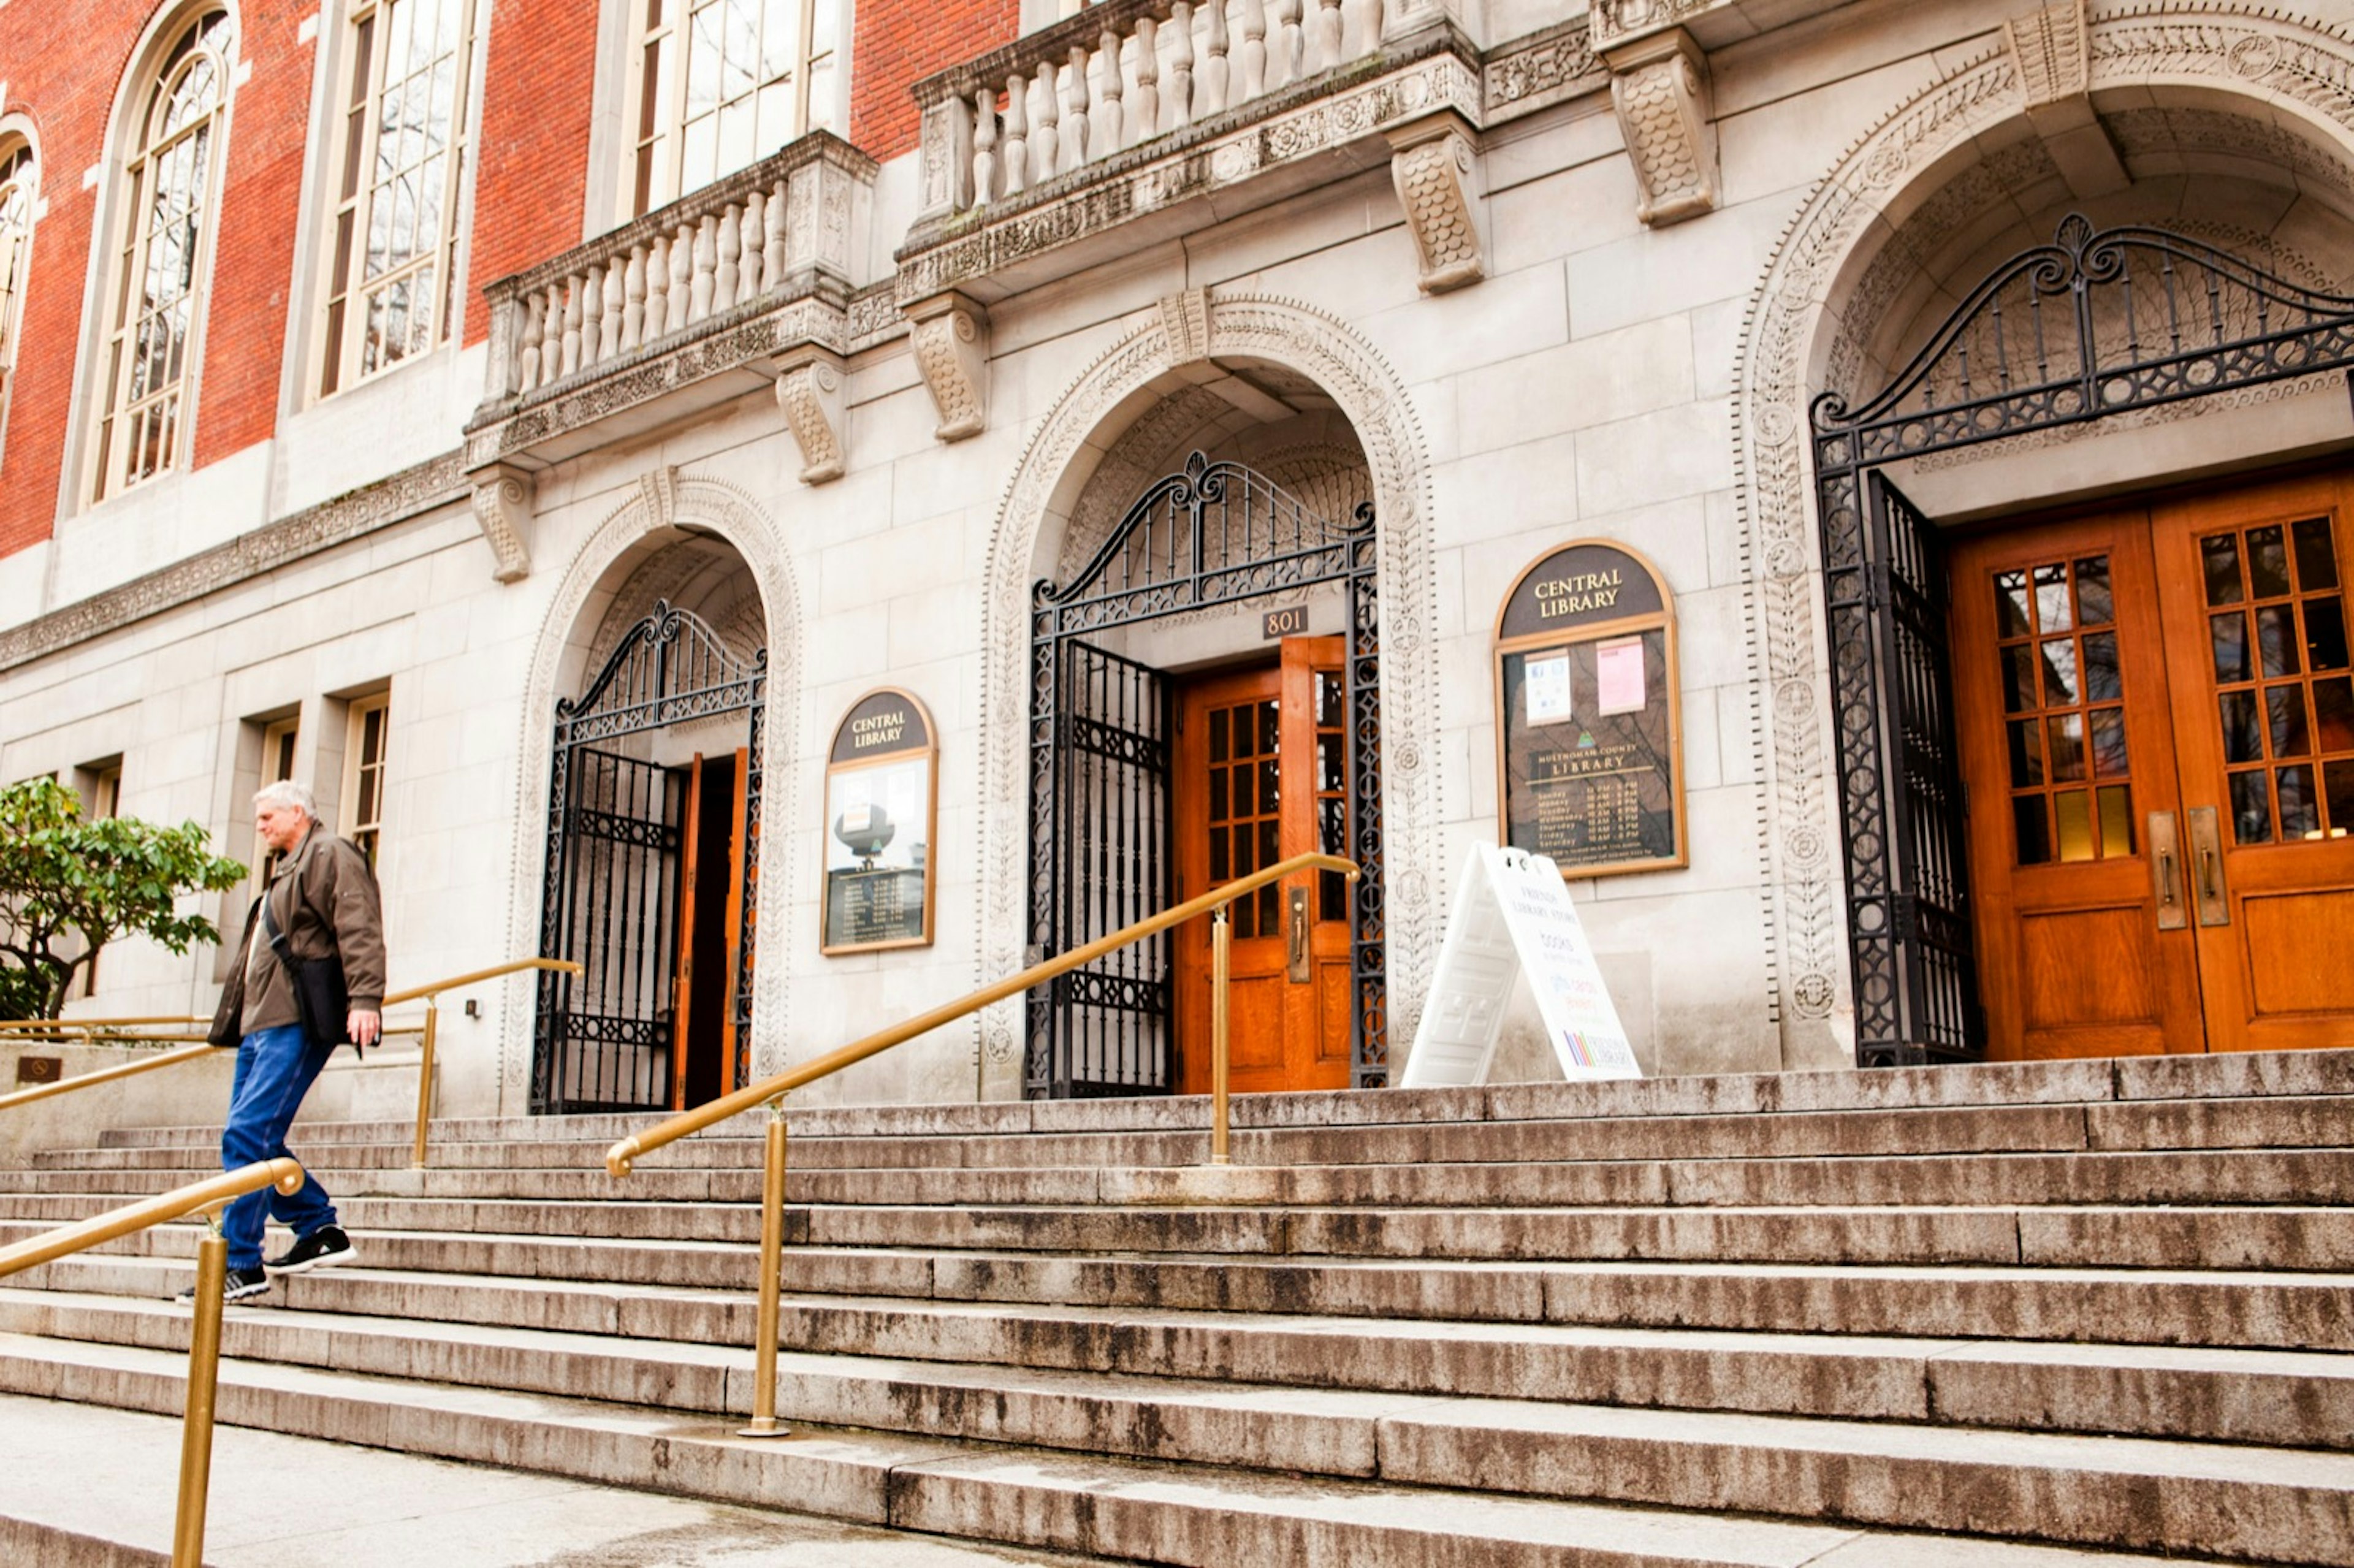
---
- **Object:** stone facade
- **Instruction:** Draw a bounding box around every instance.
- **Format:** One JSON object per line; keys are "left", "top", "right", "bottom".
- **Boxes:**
{"left": 4, "top": 0, "right": 2353, "bottom": 1114}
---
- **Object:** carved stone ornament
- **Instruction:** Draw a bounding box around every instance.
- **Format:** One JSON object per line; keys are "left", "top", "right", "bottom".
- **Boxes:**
{"left": 775, "top": 347, "right": 848, "bottom": 484}
{"left": 907, "top": 293, "right": 989, "bottom": 443}
{"left": 2004, "top": 0, "right": 2127, "bottom": 198}
{"left": 1158, "top": 288, "right": 1211, "bottom": 367}
{"left": 1609, "top": 29, "right": 1717, "bottom": 227}
{"left": 1386, "top": 112, "right": 1486, "bottom": 295}
{"left": 469, "top": 463, "right": 535, "bottom": 582}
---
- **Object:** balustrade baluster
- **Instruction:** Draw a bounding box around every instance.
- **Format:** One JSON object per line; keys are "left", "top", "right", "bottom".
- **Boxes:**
{"left": 1033, "top": 64, "right": 1061, "bottom": 183}
{"left": 561, "top": 275, "right": 584, "bottom": 377}
{"left": 691, "top": 216, "right": 717, "bottom": 321}
{"left": 766, "top": 177, "right": 789, "bottom": 281}
{"left": 599, "top": 262, "right": 623, "bottom": 359}
{"left": 669, "top": 223, "right": 694, "bottom": 329}
{"left": 1131, "top": 21, "right": 1160, "bottom": 148}
{"left": 515, "top": 292, "right": 543, "bottom": 393}
{"left": 1092, "top": 34, "right": 1123, "bottom": 161}
{"left": 973, "top": 86, "right": 999, "bottom": 205}
{"left": 622, "top": 246, "right": 646, "bottom": 351}
{"left": 1167, "top": 4, "right": 1195, "bottom": 132}
{"left": 1238, "top": 0, "right": 1267, "bottom": 103}
{"left": 716, "top": 203, "right": 742, "bottom": 310}
{"left": 1273, "top": 0, "right": 1303, "bottom": 89}
{"left": 1349, "top": 0, "right": 1383, "bottom": 59}
{"left": 539, "top": 289, "right": 563, "bottom": 384}
{"left": 739, "top": 192, "right": 766, "bottom": 299}
{"left": 1314, "top": 0, "right": 1342, "bottom": 72}
{"left": 1200, "top": 2, "right": 1230, "bottom": 118}
{"left": 1062, "top": 45, "right": 1091, "bottom": 172}
{"left": 1002, "top": 70, "right": 1029, "bottom": 196}
{"left": 584, "top": 266, "right": 607, "bottom": 365}
{"left": 644, "top": 237, "right": 670, "bottom": 340}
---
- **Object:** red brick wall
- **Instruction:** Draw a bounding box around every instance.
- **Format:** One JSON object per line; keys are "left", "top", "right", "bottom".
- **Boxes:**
{"left": 0, "top": 1, "right": 312, "bottom": 556}
{"left": 851, "top": 0, "right": 1018, "bottom": 161}
{"left": 462, "top": 0, "right": 597, "bottom": 346}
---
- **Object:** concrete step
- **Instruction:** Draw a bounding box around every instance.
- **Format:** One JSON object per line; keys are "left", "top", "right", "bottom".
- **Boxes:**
{"left": 18, "top": 1243, "right": 2354, "bottom": 1353}
{"left": 9, "top": 1283, "right": 2352, "bottom": 1452}
{"left": 14, "top": 1144, "right": 2354, "bottom": 1209}
{"left": 0, "top": 1391, "right": 1124, "bottom": 1568}
{"left": 0, "top": 1332, "right": 2312, "bottom": 1565}
{"left": 13, "top": 1201, "right": 2354, "bottom": 1271}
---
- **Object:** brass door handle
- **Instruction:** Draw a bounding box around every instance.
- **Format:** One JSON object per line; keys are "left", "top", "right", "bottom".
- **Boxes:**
{"left": 2149, "top": 812, "right": 2186, "bottom": 931}
{"left": 2186, "top": 806, "right": 2230, "bottom": 928}
{"left": 1286, "top": 886, "right": 1309, "bottom": 984}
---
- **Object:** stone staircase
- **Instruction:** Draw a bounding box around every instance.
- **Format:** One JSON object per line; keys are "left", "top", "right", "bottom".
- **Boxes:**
{"left": 2, "top": 1050, "right": 2352, "bottom": 1566}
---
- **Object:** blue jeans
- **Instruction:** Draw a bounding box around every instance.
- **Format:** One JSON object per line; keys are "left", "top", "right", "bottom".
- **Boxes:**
{"left": 220, "top": 1024, "right": 339, "bottom": 1270}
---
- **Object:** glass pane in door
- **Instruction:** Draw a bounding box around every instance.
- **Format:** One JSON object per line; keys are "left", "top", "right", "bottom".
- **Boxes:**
{"left": 1990, "top": 557, "right": 2134, "bottom": 863}
{"left": 2198, "top": 519, "right": 2354, "bottom": 843}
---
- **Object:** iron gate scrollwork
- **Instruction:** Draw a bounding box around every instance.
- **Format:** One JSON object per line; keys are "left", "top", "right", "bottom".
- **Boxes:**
{"left": 1027, "top": 452, "right": 1387, "bottom": 1097}
{"left": 1812, "top": 216, "right": 2354, "bottom": 1066}
{"left": 534, "top": 602, "right": 766, "bottom": 1113}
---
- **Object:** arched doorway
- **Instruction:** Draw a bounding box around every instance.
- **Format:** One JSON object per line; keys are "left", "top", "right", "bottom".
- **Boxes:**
{"left": 531, "top": 553, "right": 768, "bottom": 1114}
{"left": 1027, "top": 446, "right": 1384, "bottom": 1098}
{"left": 1813, "top": 216, "right": 2354, "bottom": 1064}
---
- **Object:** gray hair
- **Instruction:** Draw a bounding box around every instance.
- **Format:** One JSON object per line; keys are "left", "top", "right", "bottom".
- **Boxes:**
{"left": 253, "top": 779, "right": 318, "bottom": 818}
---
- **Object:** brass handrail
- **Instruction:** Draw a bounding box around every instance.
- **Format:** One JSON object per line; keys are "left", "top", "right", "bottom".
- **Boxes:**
{"left": 604, "top": 850, "right": 1358, "bottom": 1439}
{"left": 0, "top": 1016, "right": 207, "bottom": 1031}
{"left": 0, "top": 958, "right": 584, "bottom": 1170}
{"left": 0, "top": 1156, "right": 307, "bottom": 1568}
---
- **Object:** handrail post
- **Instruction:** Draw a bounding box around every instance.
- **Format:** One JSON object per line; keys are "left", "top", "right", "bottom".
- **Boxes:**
{"left": 1211, "top": 908, "right": 1232, "bottom": 1166}
{"left": 740, "top": 1097, "right": 791, "bottom": 1438}
{"left": 173, "top": 1210, "right": 229, "bottom": 1568}
{"left": 412, "top": 997, "right": 440, "bottom": 1170}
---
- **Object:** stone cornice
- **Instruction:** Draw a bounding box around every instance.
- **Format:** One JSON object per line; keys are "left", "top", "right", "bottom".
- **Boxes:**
{"left": 0, "top": 451, "right": 470, "bottom": 674}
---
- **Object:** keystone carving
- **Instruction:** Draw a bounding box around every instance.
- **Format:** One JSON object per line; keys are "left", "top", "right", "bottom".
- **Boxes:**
{"left": 775, "top": 348, "right": 848, "bottom": 484}
{"left": 1159, "top": 288, "right": 1211, "bottom": 365}
{"left": 2005, "top": 0, "right": 2127, "bottom": 198}
{"left": 1609, "top": 29, "right": 1716, "bottom": 227}
{"left": 1386, "top": 113, "right": 1486, "bottom": 294}
{"left": 908, "top": 294, "right": 989, "bottom": 443}
{"left": 470, "top": 465, "right": 534, "bottom": 582}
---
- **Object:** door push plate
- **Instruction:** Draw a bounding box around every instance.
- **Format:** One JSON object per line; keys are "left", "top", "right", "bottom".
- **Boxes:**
{"left": 1286, "top": 886, "right": 1311, "bottom": 984}
{"left": 2186, "top": 806, "right": 2231, "bottom": 928}
{"left": 2147, "top": 811, "right": 2188, "bottom": 931}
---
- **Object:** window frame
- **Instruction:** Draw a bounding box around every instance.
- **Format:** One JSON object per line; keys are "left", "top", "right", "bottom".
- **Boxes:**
{"left": 340, "top": 691, "right": 390, "bottom": 870}
{"left": 0, "top": 130, "right": 39, "bottom": 466}
{"left": 314, "top": 0, "right": 482, "bottom": 399}
{"left": 257, "top": 715, "right": 301, "bottom": 885}
{"left": 88, "top": 7, "right": 235, "bottom": 505}
{"left": 620, "top": 0, "right": 843, "bottom": 221}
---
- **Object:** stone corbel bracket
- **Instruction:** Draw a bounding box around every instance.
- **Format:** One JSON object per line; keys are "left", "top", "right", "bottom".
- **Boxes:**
{"left": 1387, "top": 110, "right": 1487, "bottom": 295}
{"left": 775, "top": 345, "right": 848, "bottom": 484}
{"left": 470, "top": 463, "right": 535, "bottom": 583}
{"left": 1607, "top": 27, "right": 1718, "bottom": 227}
{"left": 2006, "top": 0, "right": 2127, "bottom": 199}
{"left": 907, "top": 293, "right": 989, "bottom": 444}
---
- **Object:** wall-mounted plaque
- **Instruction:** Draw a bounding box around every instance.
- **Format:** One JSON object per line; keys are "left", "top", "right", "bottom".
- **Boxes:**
{"left": 1494, "top": 542, "right": 1686, "bottom": 878}
{"left": 821, "top": 688, "right": 938, "bottom": 954}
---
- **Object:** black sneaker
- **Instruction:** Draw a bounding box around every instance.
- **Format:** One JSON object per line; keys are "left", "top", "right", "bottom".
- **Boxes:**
{"left": 175, "top": 1265, "right": 270, "bottom": 1305}
{"left": 265, "top": 1224, "right": 355, "bottom": 1275}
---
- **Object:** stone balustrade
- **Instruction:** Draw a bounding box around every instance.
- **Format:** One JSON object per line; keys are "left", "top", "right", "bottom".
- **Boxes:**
{"left": 913, "top": 0, "right": 1410, "bottom": 222}
{"left": 476, "top": 132, "right": 875, "bottom": 409}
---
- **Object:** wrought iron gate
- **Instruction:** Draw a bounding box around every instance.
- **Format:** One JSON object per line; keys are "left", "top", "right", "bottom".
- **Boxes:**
{"left": 1027, "top": 452, "right": 1387, "bottom": 1097}
{"left": 533, "top": 603, "right": 766, "bottom": 1113}
{"left": 1811, "top": 216, "right": 2354, "bottom": 1065}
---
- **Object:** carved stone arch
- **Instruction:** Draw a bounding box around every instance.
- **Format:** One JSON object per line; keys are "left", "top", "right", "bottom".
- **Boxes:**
{"left": 499, "top": 473, "right": 805, "bottom": 1104}
{"left": 977, "top": 294, "right": 1441, "bottom": 1089}
{"left": 1732, "top": 3, "right": 2354, "bottom": 1065}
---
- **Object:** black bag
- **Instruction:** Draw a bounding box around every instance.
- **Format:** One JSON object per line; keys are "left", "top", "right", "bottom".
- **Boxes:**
{"left": 261, "top": 895, "right": 356, "bottom": 1054}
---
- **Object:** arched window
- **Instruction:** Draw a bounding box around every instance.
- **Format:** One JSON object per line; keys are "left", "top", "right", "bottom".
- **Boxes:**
{"left": 625, "top": 0, "right": 840, "bottom": 218}
{"left": 319, "top": 0, "right": 479, "bottom": 397}
{"left": 0, "top": 136, "right": 37, "bottom": 452}
{"left": 93, "top": 9, "right": 232, "bottom": 501}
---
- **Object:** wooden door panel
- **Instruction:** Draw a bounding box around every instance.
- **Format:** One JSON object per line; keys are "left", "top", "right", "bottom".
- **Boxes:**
{"left": 2152, "top": 474, "right": 2354, "bottom": 1052}
{"left": 1951, "top": 516, "right": 2204, "bottom": 1059}
{"left": 669, "top": 753, "right": 706, "bottom": 1111}
{"left": 1314, "top": 957, "right": 1353, "bottom": 1067}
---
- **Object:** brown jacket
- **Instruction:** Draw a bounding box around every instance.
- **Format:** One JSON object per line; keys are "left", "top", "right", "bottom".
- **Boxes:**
{"left": 218, "top": 824, "right": 387, "bottom": 1040}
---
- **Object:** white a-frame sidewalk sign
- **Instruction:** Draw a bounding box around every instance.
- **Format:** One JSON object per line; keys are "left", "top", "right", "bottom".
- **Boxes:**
{"left": 1400, "top": 845, "right": 1643, "bottom": 1087}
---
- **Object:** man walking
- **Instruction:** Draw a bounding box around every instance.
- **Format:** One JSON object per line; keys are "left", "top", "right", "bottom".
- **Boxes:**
{"left": 188, "top": 780, "right": 386, "bottom": 1304}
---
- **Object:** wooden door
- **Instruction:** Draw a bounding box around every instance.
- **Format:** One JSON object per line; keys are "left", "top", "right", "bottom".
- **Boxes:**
{"left": 1951, "top": 516, "right": 2206, "bottom": 1057}
{"left": 670, "top": 753, "right": 707, "bottom": 1109}
{"left": 669, "top": 749, "right": 748, "bottom": 1109}
{"left": 1173, "top": 637, "right": 1354, "bottom": 1093}
{"left": 2150, "top": 474, "right": 2354, "bottom": 1052}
